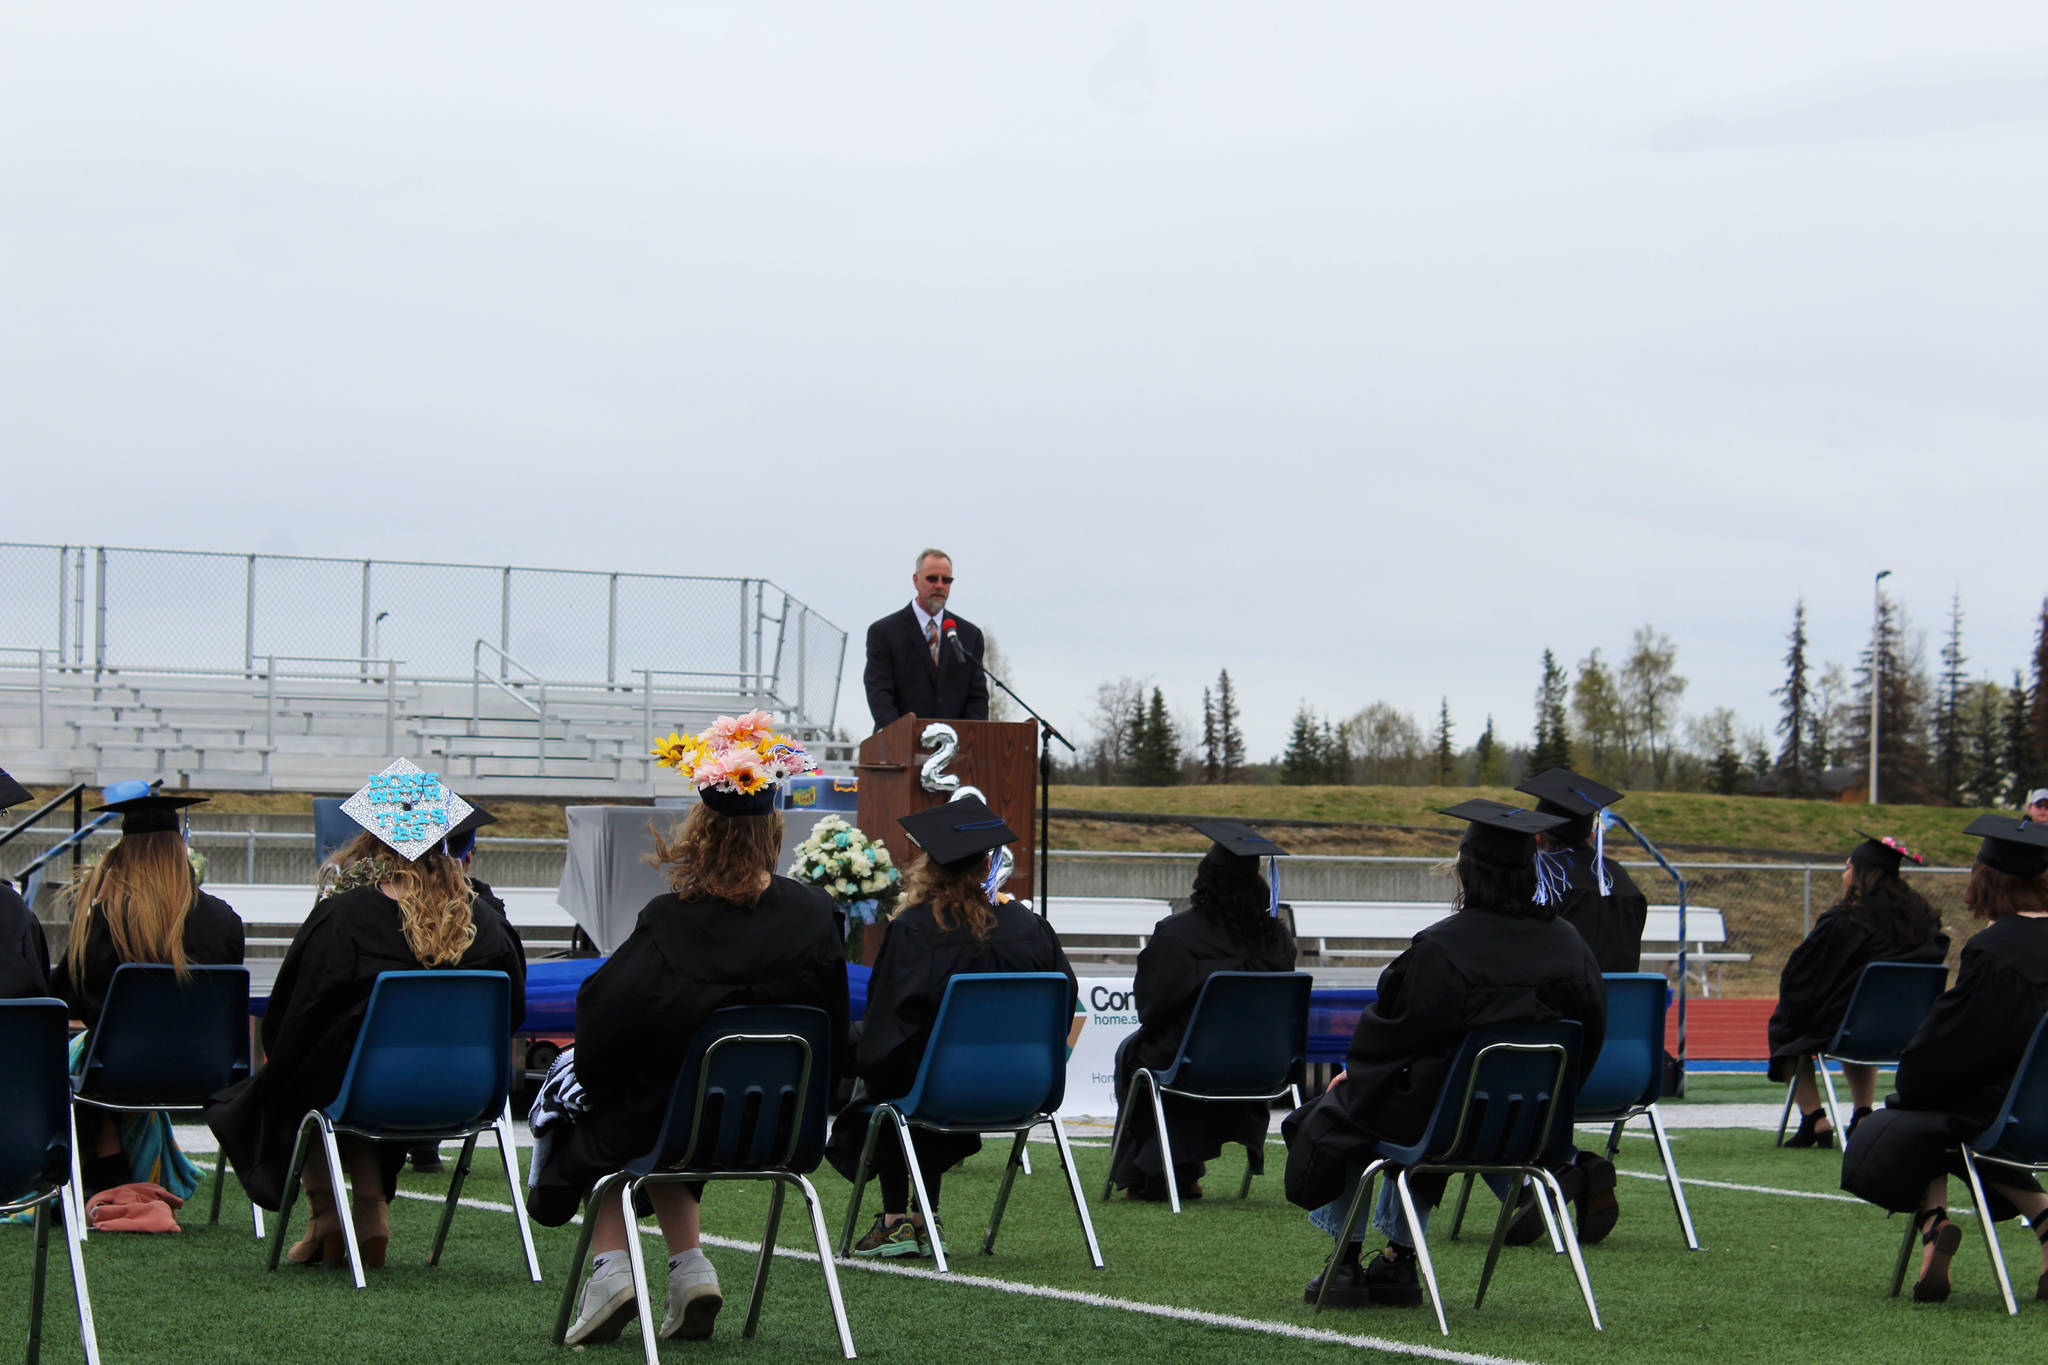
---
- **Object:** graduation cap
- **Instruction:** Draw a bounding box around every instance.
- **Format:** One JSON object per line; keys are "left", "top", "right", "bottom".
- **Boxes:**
{"left": 0, "top": 768, "right": 31, "bottom": 812}
{"left": 1848, "top": 831, "right": 1925, "bottom": 876}
{"left": 91, "top": 780, "right": 207, "bottom": 835}
{"left": 1515, "top": 768, "right": 1624, "bottom": 837}
{"left": 1441, "top": 798, "right": 1565, "bottom": 871}
{"left": 899, "top": 795, "right": 1018, "bottom": 868}
{"left": 338, "top": 758, "right": 474, "bottom": 862}
{"left": 1964, "top": 814, "right": 2048, "bottom": 880}
{"left": 1188, "top": 818, "right": 1288, "bottom": 915}
{"left": 443, "top": 804, "right": 497, "bottom": 859}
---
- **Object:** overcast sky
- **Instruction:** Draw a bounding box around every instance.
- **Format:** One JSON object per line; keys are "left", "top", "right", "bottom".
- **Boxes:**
{"left": 6, "top": 3, "right": 2045, "bottom": 760}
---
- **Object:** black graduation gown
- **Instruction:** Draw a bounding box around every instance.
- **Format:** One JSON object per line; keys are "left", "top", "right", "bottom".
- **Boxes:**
{"left": 51, "top": 891, "right": 245, "bottom": 1027}
{"left": 1842, "top": 916, "right": 2048, "bottom": 1220}
{"left": 0, "top": 883, "right": 51, "bottom": 1000}
{"left": 523, "top": 876, "right": 849, "bottom": 1224}
{"left": 1284, "top": 908, "right": 1607, "bottom": 1211}
{"left": 203, "top": 884, "right": 526, "bottom": 1210}
{"left": 1110, "top": 908, "right": 1297, "bottom": 1192}
{"left": 1765, "top": 905, "right": 1949, "bottom": 1082}
{"left": 1555, "top": 853, "right": 1649, "bottom": 975}
{"left": 825, "top": 898, "right": 1077, "bottom": 1181}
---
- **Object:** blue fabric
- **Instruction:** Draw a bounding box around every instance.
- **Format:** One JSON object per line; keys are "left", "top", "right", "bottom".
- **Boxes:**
{"left": 514, "top": 959, "right": 873, "bottom": 1036}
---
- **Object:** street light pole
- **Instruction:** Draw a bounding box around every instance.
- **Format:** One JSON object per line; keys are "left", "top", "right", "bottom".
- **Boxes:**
{"left": 1868, "top": 569, "right": 1891, "bottom": 805}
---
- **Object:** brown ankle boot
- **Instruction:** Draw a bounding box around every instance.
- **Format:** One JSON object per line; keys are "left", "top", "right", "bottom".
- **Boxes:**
{"left": 288, "top": 1165, "right": 345, "bottom": 1267}
{"left": 344, "top": 1145, "right": 391, "bottom": 1270}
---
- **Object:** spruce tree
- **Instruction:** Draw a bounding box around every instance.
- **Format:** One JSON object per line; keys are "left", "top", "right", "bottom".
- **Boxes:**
{"left": 1963, "top": 679, "right": 2008, "bottom": 807}
{"left": 1530, "top": 650, "right": 1573, "bottom": 773}
{"left": 1773, "top": 599, "right": 1812, "bottom": 790}
{"left": 1200, "top": 687, "right": 1220, "bottom": 784}
{"left": 1122, "top": 689, "right": 1150, "bottom": 785}
{"left": 1850, "top": 595, "right": 1934, "bottom": 804}
{"left": 1473, "top": 715, "right": 1503, "bottom": 785}
{"left": 2029, "top": 598, "right": 2048, "bottom": 785}
{"left": 1132, "top": 687, "right": 1180, "bottom": 786}
{"left": 1281, "top": 705, "right": 1325, "bottom": 786}
{"left": 1216, "top": 669, "right": 1245, "bottom": 783}
{"left": 1433, "top": 698, "right": 1455, "bottom": 785}
{"left": 2008, "top": 670, "right": 2034, "bottom": 806}
{"left": 1933, "top": 592, "right": 1967, "bottom": 805}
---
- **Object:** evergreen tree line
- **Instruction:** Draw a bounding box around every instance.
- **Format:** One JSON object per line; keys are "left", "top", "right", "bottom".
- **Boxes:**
{"left": 1062, "top": 595, "right": 2048, "bottom": 801}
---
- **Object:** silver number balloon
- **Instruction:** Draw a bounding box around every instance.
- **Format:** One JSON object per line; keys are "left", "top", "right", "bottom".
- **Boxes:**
{"left": 919, "top": 723, "right": 960, "bottom": 793}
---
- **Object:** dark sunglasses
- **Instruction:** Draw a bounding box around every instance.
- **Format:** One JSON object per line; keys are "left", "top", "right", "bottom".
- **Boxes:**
{"left": 922, "top": 574, "right": 954, "bottom": 584}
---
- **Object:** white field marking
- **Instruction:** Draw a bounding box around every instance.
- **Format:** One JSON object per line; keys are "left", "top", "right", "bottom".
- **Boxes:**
{"left": 1610, "top": 1166, "right": 1980, "bottom": 1218}
{"left": 213, "top": 1164, "right": 1546, "bottom": 1365}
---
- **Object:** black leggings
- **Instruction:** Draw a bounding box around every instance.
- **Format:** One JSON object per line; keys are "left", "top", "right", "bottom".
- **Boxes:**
{"left": 871, "top": 1128, "right": 953, "bottom": 1215}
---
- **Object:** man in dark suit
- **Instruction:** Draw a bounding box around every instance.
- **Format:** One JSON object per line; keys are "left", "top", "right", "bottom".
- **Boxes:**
{"left": 863, "top": 547, "right": 990, "bottom": 732}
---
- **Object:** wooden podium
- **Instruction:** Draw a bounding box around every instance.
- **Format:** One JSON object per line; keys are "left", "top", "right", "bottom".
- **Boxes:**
{"left": 856, "top": 716, "right": 1039, "bottom": 894}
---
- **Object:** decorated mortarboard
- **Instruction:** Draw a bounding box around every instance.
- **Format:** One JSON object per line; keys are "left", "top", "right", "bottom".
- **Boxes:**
{"left": 340, "top": 758, "right": 473, "bottom": 862}
{"left": 91, "top": 780, "right": 208, "bottom": 834}
{"left": 443, "top": 804, "right": 497, "bottom": 856}
{"left": 0, "top": 768, "right": 31, "bottom": 812}
{"left": 1964, "top": 814, "right": 2048, "bottom": 880}
{"left": 899, "top": 795, "right": 1018, "bottom": 868}
{"left": 649, "top": 710, "right": 818, "bottom": 816}
{"left": 1440, "top": 798, "right": 1565, "bottom": 871}
{"left": 1187, "top": 819, "right": 1289, "bottom": 860}
{"left": 1848, "top": 831, "right": 1925, "bottom": 876}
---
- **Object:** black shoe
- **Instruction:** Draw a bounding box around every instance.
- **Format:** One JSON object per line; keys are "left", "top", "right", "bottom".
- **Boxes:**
{"left": 1784, "top": 1108, "right": 1836, "bottom": 1149}
{"left": 1846, "top": 1106, "right": 1874, "bottom": 1145}
{"left": 408, "top": 1144, "right": 443, "bottom": 1174}
{"left": 1304, "top": 1260, "right": 1373, "bottom": 1309}
{"left": 1912, "top": 1207, "right": 1962, "bottom": 1303}
{"left": 1360, "top": 1245, "right": 1424, "bottom": 1307}
{"left": 1575, "top": 1155, "right": 1620, "bottom": 1246}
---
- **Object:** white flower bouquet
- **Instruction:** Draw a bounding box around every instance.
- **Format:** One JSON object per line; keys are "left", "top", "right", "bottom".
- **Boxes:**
{"left": 788, "top": 815, "right": 901, "bottom": 926}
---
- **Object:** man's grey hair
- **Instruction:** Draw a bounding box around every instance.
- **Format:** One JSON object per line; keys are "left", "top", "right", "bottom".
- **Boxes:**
{"left": 914, "top": 548, "right": 952, "bottom": 572}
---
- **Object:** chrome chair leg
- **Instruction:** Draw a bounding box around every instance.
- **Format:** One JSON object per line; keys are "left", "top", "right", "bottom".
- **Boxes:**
{"left": 552, "top": 1174, "right": 622, "bottom": 1344}
{"left": 495, "top": 1105, "right": 543, "bottom": 1282}
{"left": 794, "top": 1173, "right": 858, "bottom": 1359}
{"left": 836, "top": 1107, "right": 891, "bottom": 1257}
{"left": 985, "top": 1130, "right": 1030, "bottom": 1255}
{"left": 1144, "top": 1075, "right": 1180, "bottom": 1213}
{"left": 744, "top": 1180, "right": 787, "bottom": 1338}
{"left": 320, "top": 1123, "right": 366, "bottom": 1290}
{"left": 1774, "top": 1073, "right": 1800, "bottom": 1146}
{"left": 429, "top": 1133, "right": 477, "bottom": 1266}
{"left": 1473, "top": 1170, "right": 1527, "bottom": 1308}
{"left": 1888, "top": 1206, "right": 1919, "bottom": 1298}
{"left": 267, "top": 1118, "right": 318, "bottom": 1272}
{"left": 1101, "top": 1075, "right": 1137, "bottom": 1202}
{"left": 1647, "top": 1105, "right": 1699, "bottom": 1249}
{"left": 1447, "top": 1171, "right": 1476, "bottom": 1240}
{"left": 67, "top": 1105, "right": 87, "bottom": 1244}
{"left": 29, "top": 1196, "right": 50, "bottom": 1365}
{"left": 1959, "top": 1149, "right": 2019, "bottom": 1315}
{"left": 620, "top": 1178, "right": 660, "bottom": 1365}
{"left": 1537, "top": 1167, "right": 1601, "bottom": 1330}
{"left": 58, "top": 1186, "right": 97, "bottom": 1365}
{"left": 1396, "top": 1171, "right": 1449, "bottom": 1336}
{"left": 891, "top": 1111, "right": 947, "bottom": 1273}
{"left": 1048, "top": 1117, "right": 1104, "bottom": 1268}
{"left": 1815, "top": 1057, "right": 1846, "bottom": 1142}
{"left": 1312, "top": 1161, "right": 1383, "bottom": 1314}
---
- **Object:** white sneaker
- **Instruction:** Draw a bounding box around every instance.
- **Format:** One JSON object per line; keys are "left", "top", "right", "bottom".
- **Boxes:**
{"left": 566, "top": 1256, "right": 639, "bottom": 1346}
{"left": 661, "top": 1248, "right": 723, "bottom": 1341}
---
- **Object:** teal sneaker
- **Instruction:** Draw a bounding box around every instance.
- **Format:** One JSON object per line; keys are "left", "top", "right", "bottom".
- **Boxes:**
{"left": 851, "top": 1216, "right": 924, "bottom": 1258}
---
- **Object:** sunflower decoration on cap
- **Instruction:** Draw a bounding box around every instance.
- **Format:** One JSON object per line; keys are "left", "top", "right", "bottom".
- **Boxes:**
{"left": 651, "top": 710, "right": 818, "bottom": 815}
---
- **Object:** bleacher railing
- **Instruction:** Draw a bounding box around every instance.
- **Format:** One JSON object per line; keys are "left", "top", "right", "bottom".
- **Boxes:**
{"left": 2, "top": 542, "right": 846, "bottom": 733}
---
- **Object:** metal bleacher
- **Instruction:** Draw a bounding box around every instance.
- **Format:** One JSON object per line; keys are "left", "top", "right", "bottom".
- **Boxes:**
{"left": 0, "top": 544, "right": 852, "bottom": 797}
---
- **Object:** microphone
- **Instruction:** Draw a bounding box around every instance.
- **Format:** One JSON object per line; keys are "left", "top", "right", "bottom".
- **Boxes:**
{"left": 942, "top": 617, "right": 974, "bottom": 667}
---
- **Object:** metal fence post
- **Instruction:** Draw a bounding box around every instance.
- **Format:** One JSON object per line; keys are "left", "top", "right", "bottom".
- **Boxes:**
{"left": 385, "top": 663, "right": 397, "bottom": 754}
{"left": 55, "top": 547, "right": 68, "bottom": 675}
{"left": 243, "top": 554, "right": 257, "bottom": 676}
{"left": 606, "top": 573, "right": 618, "bottom": 687}
{"left": 499, "top": 568, "right": 512, "bottom": 678}
{"left": 93, "top": 547, "right": 107, "bottom": 681}
{"left": 796, "top": 608, "right": 807, "bottom": 721}
{"left": 830, "top": 631, "right": 847, "bottom": 730}
{"left": 642, "top": 668, "right": 653, "bottom": 758}
{"left": 35, "top": 647, "right": 46, "bottom": 747}
{"left": 359, "top": 560, "right": 373, "bottom": 680}
{"left": 264, "top": 656, "right": 276, "bottom": 749}
{"left": 1801, "top": 866, "right": 1812, "bottom": 935}
{"left": 537, "top": 683, "right": 548, "bottom": 776}
{"left": 737, "top": 579, "right": 750, "bottom": 690}
{"left": 244, "top": 830, "right": 256, "bottom": 883}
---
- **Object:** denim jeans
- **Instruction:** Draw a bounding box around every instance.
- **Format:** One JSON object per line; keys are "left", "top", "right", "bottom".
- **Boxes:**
{"left": 1308, "top": 1172, "right": 1520, "bottom": 1248}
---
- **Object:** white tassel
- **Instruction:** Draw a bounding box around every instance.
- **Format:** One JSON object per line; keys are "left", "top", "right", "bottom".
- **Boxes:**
{"left": 1269, "top": 856, "right": 1282, "bottom": 917}
{"left": 1593, "top": 813, "right": 1613, "bottom": 896}
{"left": 1534, "top": 849, "right": 1572, "bottom": 907}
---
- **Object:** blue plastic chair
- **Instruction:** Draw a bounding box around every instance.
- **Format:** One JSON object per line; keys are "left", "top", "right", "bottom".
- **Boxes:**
{"left": 68, "top": 964, "right": 264, "bottom": 1242}
{"left": 551, "top": 1006, "right": 854, "bottom": 1363}
{"left": 1886, "top": 1011, "right": 2048, "bottom": 1315}
{"left": 1312, "top": 1021, "right": 1599, "bottom": 1336}
{"left": 265, "top": 971, "right": 540, "bottom": 1290}
{"left": 1775, "top": 961, "right": 1949, "bottom": 1145}
{"left": 1100, "top": 971, "right": 1312, "bottom": 1212}
{"left": 0, "top": 999, "right": 101, "bottom": 1365}
{"left": 836, "top": 973, "right": 1103, "bottom": 1274}
{"left": 1577, "top": 973, "right": 1697, "bottom": 1248}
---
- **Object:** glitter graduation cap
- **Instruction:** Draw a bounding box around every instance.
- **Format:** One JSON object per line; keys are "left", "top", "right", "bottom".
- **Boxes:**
{"left": 340, "top": 758, "right": 473, "bottom": 862}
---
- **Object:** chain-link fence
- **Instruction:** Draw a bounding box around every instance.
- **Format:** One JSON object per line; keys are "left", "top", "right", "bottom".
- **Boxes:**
{"left": 7, "top": 543, "right": 846, "bottom": 730}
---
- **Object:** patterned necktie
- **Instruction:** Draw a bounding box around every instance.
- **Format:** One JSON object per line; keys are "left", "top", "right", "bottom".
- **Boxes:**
{"left": 926, "top": 619, "right": 940, "bottom": 667}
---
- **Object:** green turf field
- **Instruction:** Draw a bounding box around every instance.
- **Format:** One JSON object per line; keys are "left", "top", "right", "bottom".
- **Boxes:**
{"left": 6, "top": 1124, "right": 2043, "bottom": 1365}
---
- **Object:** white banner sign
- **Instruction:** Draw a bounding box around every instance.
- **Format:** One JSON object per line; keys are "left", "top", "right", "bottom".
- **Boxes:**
{"left": 1061, "top": 976, "right": 1141, "bottom": 1118}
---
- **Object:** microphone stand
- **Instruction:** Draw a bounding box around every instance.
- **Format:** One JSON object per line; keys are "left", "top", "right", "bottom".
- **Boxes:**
{"left": 948, "top": 630, "right": 1074, "bottom": 916}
